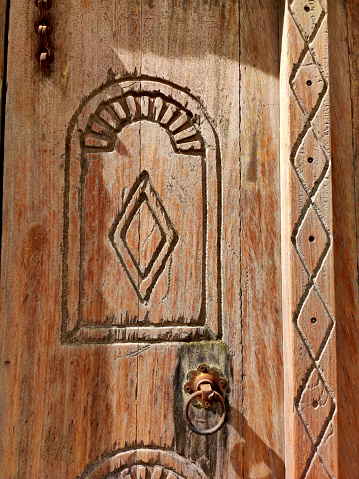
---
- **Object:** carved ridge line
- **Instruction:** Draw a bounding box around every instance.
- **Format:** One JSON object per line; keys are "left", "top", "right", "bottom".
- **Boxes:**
{"left": 64, "top": 325, "right": 217, "bottom": 345}
{"left": 288, "top": 1, "right": 336, "bottom": 477}
{"left": 121, "top": 199, "right": 166, "bottom": 279}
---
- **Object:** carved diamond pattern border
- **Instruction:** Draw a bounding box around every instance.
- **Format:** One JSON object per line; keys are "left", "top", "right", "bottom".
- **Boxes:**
{"left": 289, "top": 1, "right": 336, "bottom": 477}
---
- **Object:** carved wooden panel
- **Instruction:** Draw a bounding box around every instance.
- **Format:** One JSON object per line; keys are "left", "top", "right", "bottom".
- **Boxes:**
{"left": 0, "top": 0, "right": 292, "bottom": 477}
{"left": 281, "top": 0, "right": 337, "bottom": 476}
{"left": 80, "top": 449, "right": 208, "bottom": 479}
{"left": 62, "top": 78, "right": 221, "bottom": 344}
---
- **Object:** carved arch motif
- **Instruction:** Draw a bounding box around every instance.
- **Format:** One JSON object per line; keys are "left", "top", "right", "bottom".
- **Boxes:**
{"left": 82, "top": 90, "right": 205, "bottom": 156}
{"left": 80, "top": 448, "right": 209, "bottom": 479}
{"left": 62, "top": 77, "right": 221, "bottom": 344}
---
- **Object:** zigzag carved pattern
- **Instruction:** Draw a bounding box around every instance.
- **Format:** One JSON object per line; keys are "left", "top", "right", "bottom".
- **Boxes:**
{"left": 288, "top": 1, "right": 336, "bottom": 477}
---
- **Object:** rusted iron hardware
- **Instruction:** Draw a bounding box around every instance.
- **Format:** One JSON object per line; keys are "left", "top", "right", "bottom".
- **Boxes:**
{"left": 183, "top": 363, "right": 227, "bottom": 435}
{"left": 34, "top": 0, "right": 54, "bottom": 74}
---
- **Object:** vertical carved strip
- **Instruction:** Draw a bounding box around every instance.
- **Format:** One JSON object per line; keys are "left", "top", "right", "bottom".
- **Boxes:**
{"left": 281, "top": 1, "right": 337, "bottom": 477}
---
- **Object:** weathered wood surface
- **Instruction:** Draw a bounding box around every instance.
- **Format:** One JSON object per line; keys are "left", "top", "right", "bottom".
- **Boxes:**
{"left": 3, "top": 0, "right": 359, "bottom": 478}
{"left": 0, "top": 0, "right": 8, "bottom": 147}
{"left": 330, "top": 0, "right": 359, "bottom": 477}
{"left": 280, "top": 1, "right": 359, "bottom": 476}
{"left": 281, "top": 0, "right": 338, "bottom": 477}
{"left": 0, "top": 0, "right": 286, "bottom": 477}
{"left": 239, "top": 1, "right": 285, "bottom": 478}
{"left": 281, "top": 1, "right": 359, "bottom": 478}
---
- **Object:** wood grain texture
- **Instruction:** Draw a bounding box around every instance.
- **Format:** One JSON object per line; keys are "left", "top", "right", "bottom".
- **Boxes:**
{"left": 330, "top": 0, "right": 359, "bottom": 477}
{"left": 281, "top": 0, "right": 338, "bottom": 476}
{"left": 0, "top": 1, "right": 239, "bottom": 478}
{"left": 0, "top": 1, "right": 357, "bottom": 477}
{"left": 239, "top": 1, "right": 285, "bottom": 478}
{"left": 0, "top": 0, "right": 7, "bottom": 123}
{"left": 132, "top": 2, "right": 240, "bottom": 477}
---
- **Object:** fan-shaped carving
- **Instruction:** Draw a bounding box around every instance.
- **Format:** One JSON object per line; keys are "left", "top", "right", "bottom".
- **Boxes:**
{"left": 80, "top": 448, "right": 208, "bottom": 479}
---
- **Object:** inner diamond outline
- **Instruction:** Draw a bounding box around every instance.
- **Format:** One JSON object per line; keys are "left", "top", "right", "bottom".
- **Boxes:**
{"left": 292, "top": 202, "right": 331, "bottom": 278}
{"left": 121, "top": 193, "right": 167, "bottom": 279}
{"left": 291, "top": 50, "right": 327, "bottom": 118}
{"left": 109, "top": 170, "right": 179, "bottom": 303}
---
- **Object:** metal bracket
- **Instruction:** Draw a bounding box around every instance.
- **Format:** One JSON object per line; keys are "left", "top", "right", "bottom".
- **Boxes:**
{"left": 34, "top": 0, "right": 54, "bottom": 74}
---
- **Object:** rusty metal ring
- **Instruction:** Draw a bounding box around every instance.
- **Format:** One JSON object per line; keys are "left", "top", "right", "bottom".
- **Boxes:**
{"left": 184, "top": 390, "right": 226, "bottom": 435}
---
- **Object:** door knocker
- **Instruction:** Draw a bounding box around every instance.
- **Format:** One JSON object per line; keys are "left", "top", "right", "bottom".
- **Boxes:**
{"left": 183, "top": 363, "right": 227, "bottom": 435}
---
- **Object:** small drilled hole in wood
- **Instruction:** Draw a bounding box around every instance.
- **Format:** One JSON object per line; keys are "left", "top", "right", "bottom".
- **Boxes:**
{"left": 312, "top": 400, "right": 319, "bottom": 409}
{"left": 309, "top": 235, "right": 315, "bottom": 242}
{"left": 304, "top": 5, "right": 310, "bottom": 12}
{"left": 306, "top": 80, "right": 312, "bottom": 86}
{"left": 311, "top": 317, "right": 317, "bottom": 324}
{"left": 307, "top": 157, "right": 314, "bottom": 163}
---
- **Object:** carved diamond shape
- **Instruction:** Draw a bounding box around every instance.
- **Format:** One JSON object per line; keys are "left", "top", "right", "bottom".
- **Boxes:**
{"left": 293, "top": 129, "right": 328, "bottom": 194}
{"left": 294, "top": 205, "right": 330, "bottom": 276}
{"left": 123, "top": 199, "right": 165, "bottom": 278}
{"left": 297, "top": 288, "right": 334, "bottom": 360}
{"left": 291, "top": 0, "right": 325, "bottom": 40}
{"left": 297, "top": 368, "right": 335, "bottom": 445}
{"left": 109, "top": 170, "right": 179, "bottom": 303}
{"left": 291, "top": 51, "right": 326, "bottom": 116}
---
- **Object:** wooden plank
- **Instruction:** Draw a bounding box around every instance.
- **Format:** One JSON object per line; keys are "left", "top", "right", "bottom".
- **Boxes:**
{"left": 139, "top": 2, "right": 240, "bottom": 478}
{"left": 0, "top": 0, "right": 142, "bottom": 477}
{"left": 0, "top": 0, "right": 240, "bottom": 477}
{"left": 239, "top": 1, "right": 285, "bottom": 477}
{"left": 331, "top": 0, "right": 359, "bottom": 476}
{"left": 0, "top": 1, "right": 285, "bottom": 478}
{"left": 0, "top": 0, "right": 9, "bottom": 244}
{"left": 0, "top": 0, "right": 8, "bottom": 139}
{"left": 281, "top": 0, "right": 338, "bottom": 476}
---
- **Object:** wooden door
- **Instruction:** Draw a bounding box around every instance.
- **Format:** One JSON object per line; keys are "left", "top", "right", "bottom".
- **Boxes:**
{"left": 1, "top": 0, "right": 358, "bottom": 478}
